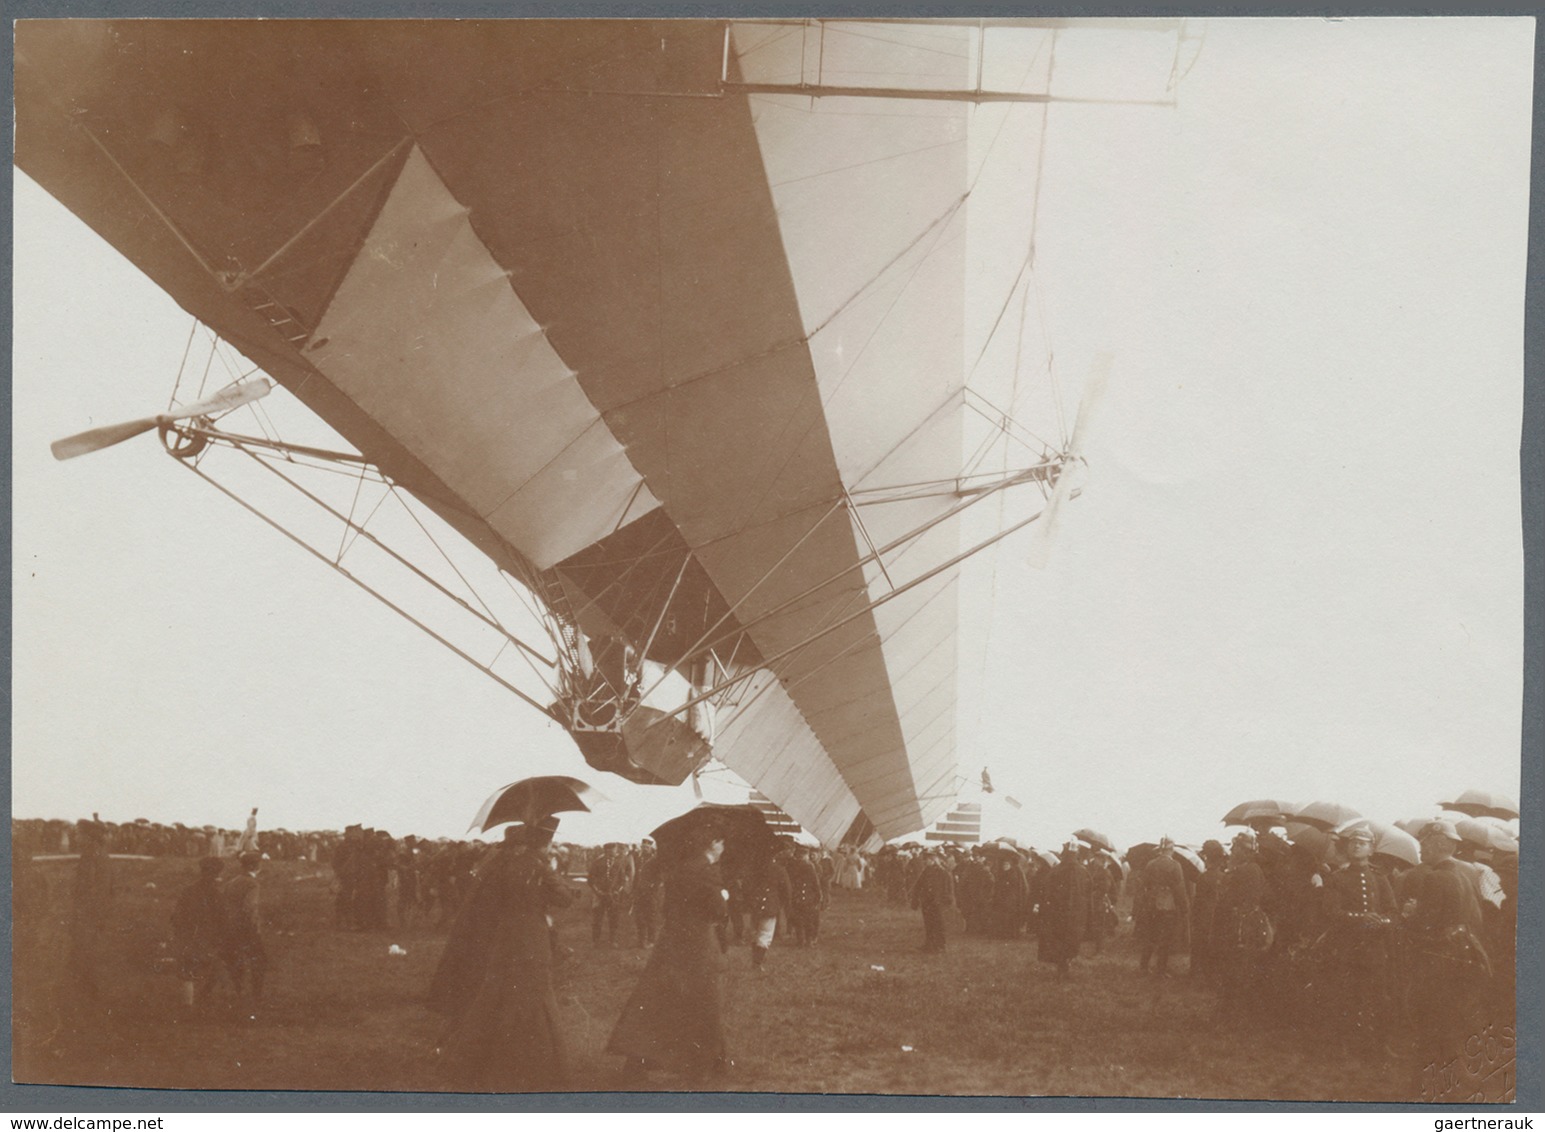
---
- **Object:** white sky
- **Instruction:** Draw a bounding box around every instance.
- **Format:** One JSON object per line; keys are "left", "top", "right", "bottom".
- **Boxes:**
{"left": 10, "top": 18, "right": 1532, "bottom": 850}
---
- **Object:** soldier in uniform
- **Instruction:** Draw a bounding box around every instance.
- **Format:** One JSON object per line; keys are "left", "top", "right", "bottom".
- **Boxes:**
{"left": 1400, "top": 820, "right": 1490, "bottom": 1058}
{"left": 631, "top": 840, "right": 664, "bottom": 948}
{"left": 589, "top": 843, "right": 630, "bottom": 948}
{"left": 785, "top": 845, "right": 825, "bottom": 947}
{"left": 1323, "top": 822, "right": 1398, "bottom": 1051}
{"left": 745, "top": 850, "right": 793, "bottom": 968}
{"left": 1138, "top": 837, "right": 1190, "bottom": 977}
{"left": 1216, "top": 832, "right": 1268, "bottom": 1016}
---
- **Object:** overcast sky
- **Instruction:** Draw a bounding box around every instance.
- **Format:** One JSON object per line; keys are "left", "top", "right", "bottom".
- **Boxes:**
{"left": 11, "top": 18, "right": 1532, "bottom": 850}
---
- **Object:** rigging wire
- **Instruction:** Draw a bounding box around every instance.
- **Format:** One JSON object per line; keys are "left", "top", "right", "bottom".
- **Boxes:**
{"left": 168, "top": 319, "right": 200, "bottom": 414}
{"left": 387, "top": 488, "right": 557, "bottom": 692}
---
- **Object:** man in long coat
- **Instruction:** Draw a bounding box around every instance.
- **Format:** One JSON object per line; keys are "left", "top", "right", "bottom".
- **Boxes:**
{"left": 1216, "top": 832, "right": 1268, "bottom": 1014}
{"left": 1139, "top": 838, "right": 1190, "bottom": 977}
{"left": 910, "top": 848, "right": 956, "bottom": 952}
{"left": 1037, "top": 842, "right": 1090, "bottom": 976}
{"left": 990, "top": 854, "right": 1028, "bottom": 939}
{"left": 1399, "top": 820, "right": 1491, "bottom": 1056}
{"left": 1189, "top": 840, "right": 1227, "bottom": 979}
{"left": 428, "top": 818, "right": 578, "bottom": 1091}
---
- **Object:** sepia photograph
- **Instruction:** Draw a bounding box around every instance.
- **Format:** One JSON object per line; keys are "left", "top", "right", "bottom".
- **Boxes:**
{"left": 9, "top": 16, "right": 1533, "bottom": 1106}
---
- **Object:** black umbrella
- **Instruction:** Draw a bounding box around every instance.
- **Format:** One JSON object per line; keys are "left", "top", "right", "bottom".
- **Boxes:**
{"left": 469, "top": 775, "right": 605, "bottom": 834}
{"left": 1221, "top": 800, "right": 1293, "bottom": 828}
{"left": 1126, "top": 842, "right": 1201, "bottom": 885}
{"left": 650, "top": 803, "right": 780, "bottom": 871}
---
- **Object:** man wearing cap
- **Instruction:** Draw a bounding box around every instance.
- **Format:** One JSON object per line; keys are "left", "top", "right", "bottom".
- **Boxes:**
{"left": 224, "top": 851, "right": 267, "bottom": 1014}
{"left": 746, "top": 849, "right": 793, "bottom": 969}
{"left": 1324, "top": 823, "right": 1397, "bottom": 1048}
{"left": 1400, "top": 820, "right": 1490, "bottom": 1053}
{"left": 430, "top": 816, "right": 579, "bottom": 1091}
{"left": 1215, "top": 832, "right": 1267, "bottom": 1014}
{"left": 786, "top": 845, "right": 825, "bottom": 947}
{"left": 910, "top": 847, "right": 956, "bottom": 953}
{"left": 1138, "top": 838, "right": 1190, "bottom": 977}
{"left": 631, "top": 840, "right": 664, "bottom": 949}
{"left": 1189, "top": 840, "right": 1227, "bottom": 980}
{"left": 589, "top": 842, "right": 631, "bottom": 948}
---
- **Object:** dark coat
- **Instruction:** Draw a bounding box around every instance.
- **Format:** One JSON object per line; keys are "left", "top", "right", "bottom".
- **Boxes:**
{"left": 990, "top": 864, "right": 1028, "bottom": 938}
{"left": 428, "top": 845, "right": 577, "bottom": 1091}
{"left": 607, "top": 855, "right": 729, "bottom": 1072}
{"left": 786, "top": 856, "right": 823, "bottom": 909}
{"left": 910, "top": 859, "right": 955, "bottom": 909}
{"left": 1037, "top": 857, "right": 1090, "bottom": 965}
{"left": 747, "top": 859, "right": 793, "bottom": 920}
{"left": 1139, "top": 855, "right": 1190, "bottom": 948}
{"left": 1324, "top": 862, "right": 1397, "bottom": 920}
{"left": 172, "top": 875, "right": 231, "bottom": 979}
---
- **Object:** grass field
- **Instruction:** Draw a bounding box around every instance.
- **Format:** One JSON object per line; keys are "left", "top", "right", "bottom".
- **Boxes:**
{"left": 11, "top": 856, "right": 1495, "bottom": 1101}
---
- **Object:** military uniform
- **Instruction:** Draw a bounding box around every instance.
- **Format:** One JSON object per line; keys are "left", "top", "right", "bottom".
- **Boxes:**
{"left": 1324, "top": 861, "right": 1397, "bottom": 1046}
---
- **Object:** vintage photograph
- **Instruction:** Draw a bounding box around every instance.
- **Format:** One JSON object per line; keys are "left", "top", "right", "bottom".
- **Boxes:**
{"left": 10, "top": 17, "right": 1530, "bottom": 1103}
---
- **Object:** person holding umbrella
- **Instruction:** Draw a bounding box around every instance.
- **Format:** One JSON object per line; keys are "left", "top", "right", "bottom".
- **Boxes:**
{"left": 428, "top": 815, "right": 579, "bottom": 1091}
{"left": 608, "top": 820, "right": 732, "bottom": 1084}
{"left": 430, "top": 776, "right": 599, "bottom": 1091}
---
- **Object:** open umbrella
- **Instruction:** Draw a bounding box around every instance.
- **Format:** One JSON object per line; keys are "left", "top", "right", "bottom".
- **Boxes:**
{"left": 1221, "top": 800, "right": 1293, "bottom": 828}
{"left": 1456, "top": 819, "right": 1520, "bottom": 856}
{"left": 1344, "top": 821, "right": 1420, "bottom": 869}
{"left": 1395, "top": 813, "right": 1473, "bottom": 840}
{"left": 469, "top": 775, "right": 606, "bottom": 834}
{"left": 1096, "top": 847, "right": 1128, "bottom": 878}
{"left": 1126, "top": 842, "right": 1157, "bottom": 872}
{"left": 650, "top": 803, "right": 780, "bottom": 870}
{"left": 1439, "top": 790, "right": 1520, "bottom": 821}
{"left": 1073, "top": 828, "right": 1115, "bottom": 853}
{"left": 1287, "top": 800, "right": 1362, "bottom": 832}
{"left": 1171, "top": 845, "right": 1206, "bottom": 879}
{"left": 1284, "top": 823, "right": 1333, "bottom": 862}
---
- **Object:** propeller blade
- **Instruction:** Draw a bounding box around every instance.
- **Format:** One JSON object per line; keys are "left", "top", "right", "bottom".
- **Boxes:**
{"left": 1066, "top": 351, "right": 1113, "bottom": 460}
{"left": 51, "top": 417, "right": 160, "bottom": 461}
{"left": 51, "top": 379, "right": 273, "bottom": 462}
{"left": 1026, "top": 353, "right": 1114, "bottom": 569}
{"left": 1024, "top": 469, "right": 1075, "bottom": 570}
{"left": 171, "top": 377, "right": 274, "bottom": 420}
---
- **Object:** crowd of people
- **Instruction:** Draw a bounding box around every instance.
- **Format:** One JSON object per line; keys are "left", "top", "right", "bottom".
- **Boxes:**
{"left": 15, "top": 794, "right": 1520, "bottom": 1093}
